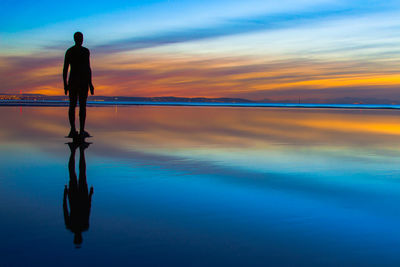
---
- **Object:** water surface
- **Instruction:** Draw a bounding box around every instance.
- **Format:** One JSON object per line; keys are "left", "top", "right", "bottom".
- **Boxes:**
{"left": 2, "top": 106, "right": 400, "bottom": 266}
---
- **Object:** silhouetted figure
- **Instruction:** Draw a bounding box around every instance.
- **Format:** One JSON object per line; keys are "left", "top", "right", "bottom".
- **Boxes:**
{"left": 63, "top": 141, "right": 93, "bottom": 247}
{"left": 63, "top": 32, "right": 94, "bottom": 138}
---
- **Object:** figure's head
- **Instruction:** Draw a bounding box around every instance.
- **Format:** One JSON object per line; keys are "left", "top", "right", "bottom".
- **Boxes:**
{"left": 74, "top": 232, "right": 83, "bottom": 246}
{"left": 74, "top": 32, "right": 83, "bottom": 46}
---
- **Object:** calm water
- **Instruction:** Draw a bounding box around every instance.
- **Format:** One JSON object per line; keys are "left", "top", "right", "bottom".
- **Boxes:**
{"left": 2, "top": 106, "right": 400, "bottom": 266}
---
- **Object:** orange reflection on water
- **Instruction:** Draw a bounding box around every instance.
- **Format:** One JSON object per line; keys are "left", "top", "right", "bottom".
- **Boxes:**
{"left": 2, "top": 106, "right": 400, "bottom": 152}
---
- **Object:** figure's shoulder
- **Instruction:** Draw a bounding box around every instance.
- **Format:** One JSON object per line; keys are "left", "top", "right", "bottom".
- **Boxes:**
{"left": 66, "top": 46, "right": 76, "bottom": 52}
{"left": 65, "top": 46, "right": 75, "bottom": 55}
{"left": 84, "top": 47, "right": 90, "bottom": 55}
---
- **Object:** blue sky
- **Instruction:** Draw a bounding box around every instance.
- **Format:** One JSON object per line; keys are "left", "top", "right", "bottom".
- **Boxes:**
{"left": 2, "top": 0, "right": 399, "bottom": 53}
{"left": 1, "top": 0, "right": 400, "bottom": 100}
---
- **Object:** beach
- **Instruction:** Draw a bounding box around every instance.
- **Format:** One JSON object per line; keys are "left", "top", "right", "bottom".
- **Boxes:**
{"left": 2, "top": 105, "right": 400, "bottom": 265}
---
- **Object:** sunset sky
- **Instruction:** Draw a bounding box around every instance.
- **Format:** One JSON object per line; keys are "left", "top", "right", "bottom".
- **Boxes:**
{"left": 1, "top": 0, "right": 400, "bottom": 101}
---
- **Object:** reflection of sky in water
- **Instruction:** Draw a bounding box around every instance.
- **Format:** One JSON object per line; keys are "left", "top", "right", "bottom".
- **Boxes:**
{"left": 1, "top": 106, "right": 400, "bottom": 265}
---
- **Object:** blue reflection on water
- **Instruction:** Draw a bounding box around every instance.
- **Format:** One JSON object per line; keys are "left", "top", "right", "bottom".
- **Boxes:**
{"left": 1, "top": 106, "right": 400, "bottom": 266}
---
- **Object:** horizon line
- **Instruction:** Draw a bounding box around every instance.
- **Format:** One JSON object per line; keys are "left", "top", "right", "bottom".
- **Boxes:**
{"left": 3, "top": 99, "right": 400, "bottom": 110}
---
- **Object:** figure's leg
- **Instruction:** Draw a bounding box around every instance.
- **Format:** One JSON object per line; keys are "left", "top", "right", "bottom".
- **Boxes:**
{"left": 69, "top": 91, "right": 78, "bottom": 134}
{"left": 79, "top": 144, "right": 88, "bottom": 194}
{"left": 68, "top": 143, "right": 78, "bottom": 193}
{"left": 79, "top": 92, "right": 88, "bottom": 134}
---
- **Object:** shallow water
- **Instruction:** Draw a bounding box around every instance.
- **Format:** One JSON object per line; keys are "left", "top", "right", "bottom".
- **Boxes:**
{"left": 2, "top": 106, "right": 400, "bottom": 266}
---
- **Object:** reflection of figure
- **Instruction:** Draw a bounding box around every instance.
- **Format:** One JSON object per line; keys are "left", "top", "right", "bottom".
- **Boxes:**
{"left": 63, "top": 141, "right": 93, "bottom": 247}
{"left": 63, "top": 31, "right": 95, "bottom": 138}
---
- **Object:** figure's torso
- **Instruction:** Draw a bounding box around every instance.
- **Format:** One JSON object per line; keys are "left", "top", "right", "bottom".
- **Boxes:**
{"left": 66, "top": 45, "right": 90, "bottom": 87}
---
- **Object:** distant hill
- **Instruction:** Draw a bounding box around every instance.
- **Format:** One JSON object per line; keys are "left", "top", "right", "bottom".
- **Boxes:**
{"left": 1, "top": 94, "right": 400, "bottom": 105}
{"left": 0, "top": 94, "right": 254, "bottom": 103}
{"left": 91, "top": 96, "right": 255, "bottom": 103}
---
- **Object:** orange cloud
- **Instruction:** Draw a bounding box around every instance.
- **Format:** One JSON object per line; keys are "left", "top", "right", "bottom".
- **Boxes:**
{"left": 2, "top": 51, "right": 400, "bottom": 101}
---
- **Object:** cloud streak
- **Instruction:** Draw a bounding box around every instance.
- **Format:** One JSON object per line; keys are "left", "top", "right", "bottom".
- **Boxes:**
{"left": 2, "top": 1, "right": 400, "bottom": 101}
{"left": 3, "top": 50, "right": 400, "bottom": 102}
{"left": 93, "top": 7, "right": 369, "bottom": 54}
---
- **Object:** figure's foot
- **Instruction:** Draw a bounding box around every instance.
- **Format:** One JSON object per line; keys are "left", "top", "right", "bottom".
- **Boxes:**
{"left": 79, "top": 141, "right": 90, "bottom": 150}
{"left": 67, "top": 129, "right": 79, "bottom": 138}
{"left": 80, "top": 130, "right": 91, "bottom": 138}
{"left": 67, "top": 142, "right": 79, "bottom": 152}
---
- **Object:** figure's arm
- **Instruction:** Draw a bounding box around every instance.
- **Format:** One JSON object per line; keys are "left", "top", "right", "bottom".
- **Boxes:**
{"left": 63, "top": 51, "right": 70, "bottom": 95}
{"left": 88, "top": 186, "right": 93, "bottom": 219}
{"left": 89, "top": 186, "right": 94, "bottom": 206}
{"left": 88, "top": 51, "right": 94, "bottom": 95}
{"left": 63, "top": 185, "right": 70, "bottom": 229}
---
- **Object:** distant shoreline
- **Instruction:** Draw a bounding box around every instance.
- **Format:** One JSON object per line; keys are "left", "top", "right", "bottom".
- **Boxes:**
{"left": 2, "top": 100, "right": 400, "bottom": 110}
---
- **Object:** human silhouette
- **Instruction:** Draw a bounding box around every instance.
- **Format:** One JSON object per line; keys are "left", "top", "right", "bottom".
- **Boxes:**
{"left": 63, "top": 31, "right": 94, "bottom": 138}
{"left": 63, "top": 141, "right": 94, "bottom": 247}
